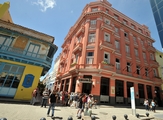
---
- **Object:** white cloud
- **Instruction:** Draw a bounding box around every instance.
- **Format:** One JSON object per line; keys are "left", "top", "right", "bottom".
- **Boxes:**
{"left": 33, "top": 0, "right": 56, "bottom": 12}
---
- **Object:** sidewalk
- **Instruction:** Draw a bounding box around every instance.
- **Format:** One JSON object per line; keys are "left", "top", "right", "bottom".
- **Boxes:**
{"left": 0, "top": 102, "right": 163, "bottom": 120}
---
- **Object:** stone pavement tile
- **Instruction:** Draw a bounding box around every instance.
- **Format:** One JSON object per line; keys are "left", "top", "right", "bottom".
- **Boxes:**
{"left": 0, "top": 103, "right": 163, "bottom": 120}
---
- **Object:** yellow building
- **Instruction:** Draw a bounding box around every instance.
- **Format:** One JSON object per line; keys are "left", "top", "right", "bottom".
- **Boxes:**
{"left": 155, "top": 50, "right": 163, "bottom": 91}
{"left": 0, "top": 2, "right": 13, "bottom": 23}
{"left": 0, "top": 2, "right": 58, "bottom": 100}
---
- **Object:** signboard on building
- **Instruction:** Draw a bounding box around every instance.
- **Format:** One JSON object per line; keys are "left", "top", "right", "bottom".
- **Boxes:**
{"left": 78, "top": 78, "right": 92, "bottom": 83}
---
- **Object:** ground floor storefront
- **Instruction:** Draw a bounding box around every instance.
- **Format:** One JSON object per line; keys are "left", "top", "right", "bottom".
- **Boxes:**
{"left": 54, "top": 71, "right": 163, "bottom": 106}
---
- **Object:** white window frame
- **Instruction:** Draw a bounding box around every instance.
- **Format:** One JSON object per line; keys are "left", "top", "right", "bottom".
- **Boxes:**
{"left": 143, "top": 52, "right": 146, "bottom": 60}
{"left": 75, "top": 54, "right": 79, "bottom": 63}
{"left": 134, "top": 49, "right": 138, "bottom": 57}
{"left": 115, "top": 27, "right": 119, "bottom": 34}
{"left": 133, "top": 36, "right": 137, "bottom": 44}
{"left": 115, "top": 58, "right": 120, "bottom": 70}
{"left": 141, "top": 40, "right": 144, "bottom": 46}
{"left": 148, "top": 41, "right": 151, "bottom": 46}
{"left": 153, "top": 68, "right": 157, "bottom": 77}
{"left": 90, "top": 20, "right": 96, "bottom": 25}
{"left": 88, "top": 33, "right": 95, "bottom": 43}
{"left": 127, "top": 62, "right": 131, "bottom": 72}
{"left": 86, "top": 52, "right": 94, "bottom": 64}
{"left": 150, "top": 53, "right": 154, "bottom": 60}
{"left": 131, "top": 24, "right": 135, "bottom": 29}
{"left": 123, "top": 20, "right": 127, "bottom": 25}
{"left": 104, "top": 52, "right": 110, "bottom": 64}
{"left": 125, "top": 45, "right": 130, "bottom": 53}
{"left": 145, "top": 68, "right": 148, "bottom": 77}
{"left": 114, "top": 15, "right": 118, "bottom": 20}
{"left": 105, "top": 19, "right": 110, "bottom": 25}
{"left": 92, "top": 8, "right": 98, "bottom": 12}
{"left": 115, "top": 41, "right": 120, "bottom": 50}
{"left": 104, "top": 33, "right": 110, "bottom": 42}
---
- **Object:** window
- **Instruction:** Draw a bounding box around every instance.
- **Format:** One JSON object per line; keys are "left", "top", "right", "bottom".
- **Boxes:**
{"left": 145, "top": 68, "right": 148, "bottom": 77}
{"left": 115, "top": 27, "right": 119, "bottom": 34}
{"left": 133, "top": 36, "right": 137, "bottom": 44}
{"left": 160, "top": 55, "right": 162, "bottom": 58}
{"left": 148, "top": 41, "right": 151, "bottom": 46}
{"left": 116, "top": 58, "right": 120, "bottom": 70}
{"left": 153, "top": 68, "right": 157, "bottom": 77}
{"left": 115, "top": 41, "right": 120, "bottom": 50}
{"left": 0, "top": 34, "right": 14, "bottom": 50}
{"left": 150, "top": 53, "right": 154, "bottom": 60}
{"left": 138, "top": 29, "right": 142, "bottom": 33}
{"left": 78, "top": 36, "right": 82, "bottom": 42}
{"left": 26, "top": 43, "right": 40, "bottom": 58}
{"left": 75, "top": 54, "right": 79, "bottom": 63}
{"left": 105, "top": 19, "right": 110, "bottom": 25}
{"left": 136, "top": 65, "right": 140, "bottom": 75}
{"left": 90, "top": 20, "right": 96, "bottom": 26}
{"left": 143, "top": 52, "right": 146, "bottom": 60}
{"left": 134, "top": 49, "right": 138, "bottom": 57}
{"left": 127, "top": 62, "right": 131, "bottom": 72}
{"left": 92, "top": 8, "right": 98, "bottom": 12}
{"left": 86, "top": 52, "right": 94, "bottom": 64}
{"left": 104, "top": 52, "right": 110, "bottom": 64}
{"left": 125, "top": 45, "right": 130, "bottom": 53}
{"left": 88, "top": 33, "right": 95, "bottom": 43}
{"left": 106, "top": 9, "right": 109, "bottom": 14}
{"left": 123, "top": 20, "right": 127, "bottom": 25}
{"left": 104, "top": 33, "right": 110, "bottom": 42}
{"left": 114, "top": 15, "right": 119, "bottom": 20}
{"left": 124, "top": 32, "right": 128, "bottom": 37}
{"left": 131, "top": 24, "right": 135, "bottom": 29}
{"left": 141, "top": 40, "right": 144, "bottom": 46}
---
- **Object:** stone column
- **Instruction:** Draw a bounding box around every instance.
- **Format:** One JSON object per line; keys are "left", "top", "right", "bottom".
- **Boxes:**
{"left": 110, "top": 78, "right": 115, "bottom": 105}
{"left": 68, "top": 77, "right": 73, "bottom": 93}
{"left": 124, "top": 81, "right": 127, "bottom": 105}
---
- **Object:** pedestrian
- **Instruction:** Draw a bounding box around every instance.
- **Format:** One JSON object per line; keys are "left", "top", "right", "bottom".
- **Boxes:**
{"left": 77, "top": 94, "right": 84, "bottom": 119}
{"left": 144, "top": 99, "right": 149, "bottom": 111}
{"left": 30, "top": 88, "right": 38, "bottom": 105}
{"left": 47, "top": 90, "right": 57, "bottom": 117}
{"left": 151, "top": 99, "right": 156, "bottom": 113}
{"left": 41, "top": 88, "right": 49, "bottom": 108}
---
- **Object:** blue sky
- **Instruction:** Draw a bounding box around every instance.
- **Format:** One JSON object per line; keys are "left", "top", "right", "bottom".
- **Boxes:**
{"left": 1, "top": 0, "right": 162, "bottom": 73}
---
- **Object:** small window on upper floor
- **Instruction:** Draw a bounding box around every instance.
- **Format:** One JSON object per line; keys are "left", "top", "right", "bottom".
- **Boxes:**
{"left": 160, "top": 55, "right": 162, "bottom": 58}
{"left": 106, "top": 9, "right": 109, "bottom": 14}
{"left": 123, "top": 20, "right": 127, "bottom": 25}
{"left": 92, "top": 8, "right": 98, "bottom": 12}
{"left": 133, "top": 36, "right": 137, "bottom": 44}
{"left": 148, "top": 41, "right": 151, "bottom": 46}
{"left": 131, "top": 24, "right": 135, "bottom": 29}
{"left": 90, "top": 20, "right": 96, "bottom": 25}
{"left": 104, "top": 33, "right": 110, "bottom": 42}
{"left": 115, "top": 27, "right": 119, "bottom": 34}
{"left": 88, "top": 33, "right": 95, "bottom": 43}
{"left": 124, "top": 32, "right": 128, "bottom": 38}
{"left": 114, "top": 14, "right": 119, "bottom": 20}
{"left": 150, "top": 53, "right": 154, "bottom": 60}
{"left": 105, "top": 19, "right": 110, "bottom": 25}
{"left": 141, "top": 40, "right": 144, "bottom": 46}
{"left": 138, "top": 29, "right": 142, "bottom": 33}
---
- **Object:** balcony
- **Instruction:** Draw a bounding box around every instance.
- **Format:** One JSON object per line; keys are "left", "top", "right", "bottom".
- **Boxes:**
{"left": 60, "top": 57, "right": 66, "bottom": 65}
{"left": 73, "top": 42, "right": 82, "bottom": 53}
{"left": 99, "top": 41, "right": 115, "bottom": 52}
{"left": 99, "top": 62, "right": 114, "bottom": 71}
{"left": 69, "top": 63, "right": 79, "bottom": 73}
{"left": 0, "top": 45, "right": 53, "bottom": 68}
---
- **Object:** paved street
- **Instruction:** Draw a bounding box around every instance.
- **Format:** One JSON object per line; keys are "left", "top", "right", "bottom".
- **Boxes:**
{"left": 0, "top": 103, "right": 163, "bottom": 120}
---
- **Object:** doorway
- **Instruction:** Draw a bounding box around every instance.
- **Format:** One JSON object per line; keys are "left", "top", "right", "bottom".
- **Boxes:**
{"left": 82, "top": 83, "right": 91, "bottom": 95}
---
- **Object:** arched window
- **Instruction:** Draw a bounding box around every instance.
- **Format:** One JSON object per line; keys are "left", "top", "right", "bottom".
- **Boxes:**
{"left": 153, "top": 68, "right": 157, "bottom": 77}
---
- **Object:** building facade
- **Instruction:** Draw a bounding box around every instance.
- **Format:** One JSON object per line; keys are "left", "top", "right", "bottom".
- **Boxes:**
{"left": 0, "top": 2, "right": 58, "bottom": 100}
{"left": 150, "top": 0, "right": 163, "bottom": 49}
{"left": 155, "top": 50, "right": 163, "bottom": 90}
{"left": 55, "top": 0, "right": 163, "bottom": 105}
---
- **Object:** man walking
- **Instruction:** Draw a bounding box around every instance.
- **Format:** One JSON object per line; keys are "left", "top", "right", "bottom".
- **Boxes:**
{"left": 41, "top": 88, "right": 49, "bottom": 108}
{"left": 30, "top": 88, "right": 38, "bottom": 105}
{"left": 47, "top": 90, "right": 57, "bottom": 117}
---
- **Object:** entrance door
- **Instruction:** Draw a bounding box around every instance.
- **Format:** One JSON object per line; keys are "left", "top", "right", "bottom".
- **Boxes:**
{"left": 82, "top": 83, "right": 91, "bottom": 95}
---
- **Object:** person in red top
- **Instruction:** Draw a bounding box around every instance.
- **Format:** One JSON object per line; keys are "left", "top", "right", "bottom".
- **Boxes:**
{"left": 30, "top": 88, "right": 38, "bottom": 105}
